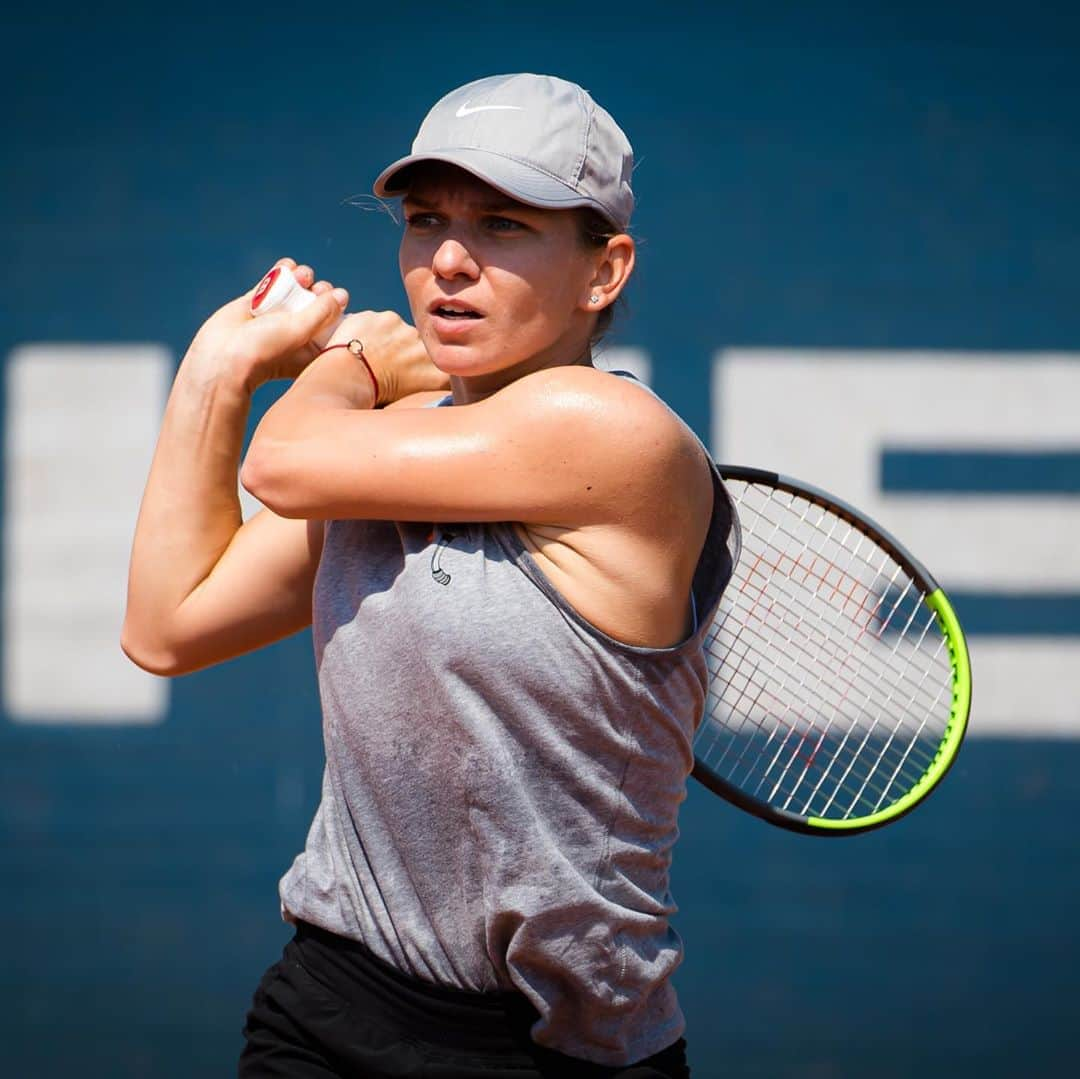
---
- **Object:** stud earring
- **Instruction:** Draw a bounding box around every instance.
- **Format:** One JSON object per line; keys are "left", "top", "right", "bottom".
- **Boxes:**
{"left": 590, "top": 294, "right": 599, "bottom": 304}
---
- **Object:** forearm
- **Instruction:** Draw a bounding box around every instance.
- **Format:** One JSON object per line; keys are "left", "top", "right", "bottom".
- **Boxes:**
{"left": 241, "top": 346, "right": 377, "bottom": 515}
{"left": 240, "top": 309, "right": 450, "bottom": 519}
{"left": 123, "top": 349, "right": 254, "bottom": 665}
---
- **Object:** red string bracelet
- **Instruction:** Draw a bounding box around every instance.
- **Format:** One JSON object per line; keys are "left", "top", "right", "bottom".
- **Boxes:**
{"left": 313, "top": 339, "right": 380, "bottom": 405}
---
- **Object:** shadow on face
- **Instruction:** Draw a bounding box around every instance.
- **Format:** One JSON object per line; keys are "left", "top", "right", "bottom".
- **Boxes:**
{"left": 397, "top": 162, "right": 628, "bottom": 349}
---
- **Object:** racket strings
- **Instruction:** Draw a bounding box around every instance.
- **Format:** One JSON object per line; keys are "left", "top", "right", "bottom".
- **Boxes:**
{"left": 707, "top": 492, "right": 947, "bottom": 816}
{"left": 716, "top": 566, "right": 944, "bottom": 736}
{"left": 705, "top": 625, "right": 936, "bottom": 815}
{"left": 718, "top": 515, "right": 945, "bottom": 815}
{"left": 704, "top": 581, "right": 937, "bottom": 816}
{"left": 696, "top": 481, "right": 953, "bottom": 821}
{"left": 728, "top": 493, "right": 943, "bottom": 707}
{"left": 710, "top": 514, "right": 941, "bottom": 765}
{"left": 845, "top": 635, "right": 953, "bottom": 813}
{"left": 707, "top": 563, "right": 933, "bottom": 812}
{"left": 731, "top": 486, "right": 946, "bottom": 721}
{"left": 769, "top": 537, "right": 945, "bottom": 812}
{"left": 814, "top": 597, "right": 949, "bottom": 814}
{"left": 810, "top": 613, "right": 948, "bottom": 816}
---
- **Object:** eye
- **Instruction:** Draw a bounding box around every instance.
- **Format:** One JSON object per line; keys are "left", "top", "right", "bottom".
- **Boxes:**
{"left": 484, "top": 215, "right": 528, "bottom": 233}
{"left": 404, "top": 212, "right": 442, "bottom": 230}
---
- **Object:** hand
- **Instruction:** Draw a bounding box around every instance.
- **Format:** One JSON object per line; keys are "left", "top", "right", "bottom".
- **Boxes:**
{"left": 322, "top": 310, "right": 450, "bottom": 405}
{"left": 185, "top": 258, "right": 349, "bottom": 393}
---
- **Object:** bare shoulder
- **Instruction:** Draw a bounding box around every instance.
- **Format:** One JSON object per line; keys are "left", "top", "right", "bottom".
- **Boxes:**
{"left": 499, "top": 365, "right": 700, "bottom": 455}
{"left": 490, "top": 366, "right": 713, "bottom": 539}
{"left": 509, "top": 366, "right": 710, "bottom": 496}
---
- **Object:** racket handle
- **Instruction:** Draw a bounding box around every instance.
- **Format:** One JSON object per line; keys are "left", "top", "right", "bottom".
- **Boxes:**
{"left": 249, "top": 265, "right": 343, "bottom": 347}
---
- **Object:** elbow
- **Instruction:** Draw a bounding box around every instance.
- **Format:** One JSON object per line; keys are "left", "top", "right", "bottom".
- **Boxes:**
{"left": 120, "top": 626, "right": 178, "bottom": 677}
{"left": 240, "top": 441, "right": 307, "bottom": 519}
{"left": 120, "top": 619, "right": 191, "bottom": 678}
{"left": 238, "top": 441, "right": 272, "bottom": 504}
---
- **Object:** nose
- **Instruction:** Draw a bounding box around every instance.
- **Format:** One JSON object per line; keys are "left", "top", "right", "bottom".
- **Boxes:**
{"left": 432, "top": 237, "right": 480, "bottom": 281}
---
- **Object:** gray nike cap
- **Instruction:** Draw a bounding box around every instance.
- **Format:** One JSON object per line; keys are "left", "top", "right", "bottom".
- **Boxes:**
{"left": 373, "top": 73, "right": 635, "bottom": 230}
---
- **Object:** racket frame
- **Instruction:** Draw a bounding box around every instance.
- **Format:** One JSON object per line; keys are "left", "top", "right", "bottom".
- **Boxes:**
{"left": 692, "top": 465, "right": 972, "bottom": 836}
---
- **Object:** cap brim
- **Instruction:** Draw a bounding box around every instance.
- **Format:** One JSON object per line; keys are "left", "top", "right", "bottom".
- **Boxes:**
{"left": 372, "top": 147, "right": 623, "bottom": 228}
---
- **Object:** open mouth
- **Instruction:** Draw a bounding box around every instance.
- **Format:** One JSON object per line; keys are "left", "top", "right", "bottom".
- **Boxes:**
{"left": 433, "top": 304, "right": 482, "bottom": 320}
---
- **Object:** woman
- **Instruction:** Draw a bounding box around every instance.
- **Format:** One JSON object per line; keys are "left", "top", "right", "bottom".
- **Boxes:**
{"left": 123, "top": 73, "right": 735, "bottom": 1078}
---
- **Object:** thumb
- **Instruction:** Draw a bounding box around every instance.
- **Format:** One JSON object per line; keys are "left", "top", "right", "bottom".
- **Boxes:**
{"left": 217, "top": 293, "right": 261, "bottom": 324}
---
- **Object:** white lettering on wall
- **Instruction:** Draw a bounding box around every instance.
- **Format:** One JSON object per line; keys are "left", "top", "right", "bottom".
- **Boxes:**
{"left": 3, "top": 344, "right": 172, "bottom": 724}
{"left": 712, "top": 349, "right": 1080, "bottom": 736}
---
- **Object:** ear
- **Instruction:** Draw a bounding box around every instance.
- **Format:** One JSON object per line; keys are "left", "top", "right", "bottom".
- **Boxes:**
{"left": 579, "top": 234, "right": 636, "bottom": 313}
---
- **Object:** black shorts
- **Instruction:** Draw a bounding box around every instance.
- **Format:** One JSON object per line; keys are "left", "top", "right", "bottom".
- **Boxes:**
{"left": 239, "top": 921, "right": 690, "bottom": 1078}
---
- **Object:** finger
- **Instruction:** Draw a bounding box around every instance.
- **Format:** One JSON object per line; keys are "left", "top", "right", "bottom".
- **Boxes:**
{"left": 294, "top": 264, "right": 315, "bottom": 287}
{"left": 274, "top": 256, "right": 298, "bottom": 270}
{"left": 295, "top": 288, "right": 349, "bottom": 342}
{"left": 310, "top": 280, "right": 334, "bottom": 296}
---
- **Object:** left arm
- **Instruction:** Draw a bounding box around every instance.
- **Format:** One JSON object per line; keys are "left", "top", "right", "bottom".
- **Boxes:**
{"left": 241, "top": 314, "right": 698, "bottom": 531}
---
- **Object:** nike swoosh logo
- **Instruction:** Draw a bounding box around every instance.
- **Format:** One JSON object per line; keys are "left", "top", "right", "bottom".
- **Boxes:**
{"left": 455, "top": 103, "right": 524, "bottom": 118}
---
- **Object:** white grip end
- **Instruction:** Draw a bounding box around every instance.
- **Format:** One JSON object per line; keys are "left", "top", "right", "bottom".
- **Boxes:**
{"left": 249, "top": 265, "right": 342, "bottom": 347}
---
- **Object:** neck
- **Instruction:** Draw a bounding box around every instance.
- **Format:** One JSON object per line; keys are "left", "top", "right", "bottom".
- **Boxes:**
{"left": 450, "top": 343, "right": 595, "bottom": 405}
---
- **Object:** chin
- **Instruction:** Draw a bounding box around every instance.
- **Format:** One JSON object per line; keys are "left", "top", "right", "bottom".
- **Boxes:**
{"left": 425, "top": 339, "right": 518, "bottom": 379}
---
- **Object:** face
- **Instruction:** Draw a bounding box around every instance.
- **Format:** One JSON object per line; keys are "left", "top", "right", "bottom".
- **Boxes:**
{"left": 399, "top": 165, "right": 607, "bottom": 393}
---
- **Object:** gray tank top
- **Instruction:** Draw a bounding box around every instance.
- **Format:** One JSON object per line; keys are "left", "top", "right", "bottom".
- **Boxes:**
{"left": 279, "top": 381, "right": 738, "bottom": 1066}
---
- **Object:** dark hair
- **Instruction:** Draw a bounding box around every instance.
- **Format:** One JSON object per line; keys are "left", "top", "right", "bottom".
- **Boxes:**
{"left": 575, "top": 209, "right": 625, "bottom": 344}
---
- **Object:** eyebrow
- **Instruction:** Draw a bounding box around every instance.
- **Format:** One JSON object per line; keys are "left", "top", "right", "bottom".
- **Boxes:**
{"left": 402, "top": 192, "right": 532, "bottom": 214}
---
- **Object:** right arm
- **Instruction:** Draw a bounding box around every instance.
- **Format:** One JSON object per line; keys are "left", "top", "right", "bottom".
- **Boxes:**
{"left": 121, "top": 261, "right": 347, "bottom": 676}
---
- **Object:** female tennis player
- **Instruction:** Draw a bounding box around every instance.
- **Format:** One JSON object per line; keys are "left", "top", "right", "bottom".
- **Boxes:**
{"left": 123, "top": 73, "right": 736, "bottom": 1078}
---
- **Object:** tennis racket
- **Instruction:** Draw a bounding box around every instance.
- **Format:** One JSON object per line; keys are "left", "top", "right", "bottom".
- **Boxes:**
{"left": 693, "top": 465, "right": 971, "bottom": 835}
